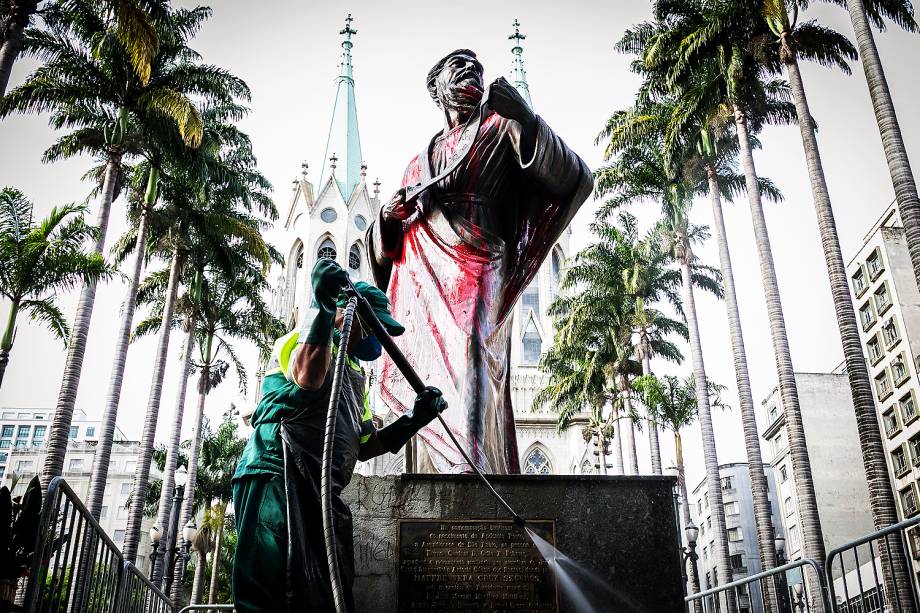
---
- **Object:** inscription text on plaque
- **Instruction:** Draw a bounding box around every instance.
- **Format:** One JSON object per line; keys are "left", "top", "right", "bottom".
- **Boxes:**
{"left": 397, "top": 519, "right": 557, "bottom": 612}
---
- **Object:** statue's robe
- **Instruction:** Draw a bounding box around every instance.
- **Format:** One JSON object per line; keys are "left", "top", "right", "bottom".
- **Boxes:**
{"left": 368, "top": 110, "right": 592, "bottom": 474}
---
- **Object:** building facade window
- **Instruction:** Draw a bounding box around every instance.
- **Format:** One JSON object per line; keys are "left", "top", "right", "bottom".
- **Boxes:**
{"left": 892, "top": 353, "right": 910, "bottom": 386}
{"left": 768, "top": 404, "right": 780, "bottom": 423}
{"left": 892, "top": 445, "right": 910, "bottom": 477}
{"left": 68, "top": 426, "right": 78, "bottom": 439}
{"left": 875, "top": 369, "right": 894, "bottom": 400}
{"left": 900, "top": 485, "right": 919, "bottom": 517}
{"left": 0, "top": 425, "right": 12, "bottom": 438}
{"left": 779, "top": 465, "right": 788, "bottom": 483}
{"left": 727, "top": 527, "right": 743, "bottom": 542}
{"left": 348, "top": 244, "right": 361, "bottom": 271}
{"left": 31, "top": 425, "right": 46, "bottom": 446}
{"left": 785, "top": 496, "right": 795, "bottom": 517}
{"left": 16, "top": 460, "right": 33, "bottom": 472}
{"left": 852, "top": 266, "right": 868, "bottom": 296}
{"left": 860, "top": 301, "right": 877, "bottom": 330}
{"left": 100, "top": 506, "right": 108, "bottom": 519}
{"left": 521, "top": 279, "right": 540, "bottom": 315}
{"left": 867, "top": 334, "right": 884, "bottom": 365}
{"left": 113, "top": 529, "right": 125, "bottom": 542}
{"left": 909, "top": 434, "right": 920, "bottom": 467}
{"left": 550, "top": 250, "right": 563, "bottom": 299}
{"left": 882, "top": 318, "right": 901, "bottom": 348}
{"left": 317, "top": 238, "right": 337, "bottom": 261}
{"left": 884, "top": 408, "right": 902, "bottom": 438}
{"left": 320, "top": 207, "right": 338, "bottom": 223}
{"left": 900, "top": 391, "right": 918, "bottom": 425}
{"left": 354, "top": 214, "right": 367, "bottom": 231}
{"left": 120, "top": 482, "right": 132, "bottom": 495}
{"left": 721, "top": 476, "right": 734, "bottom": 491}
{"left": 789, "top": 525, "right": 800, "bottom": 550}
{"left": 725, "top": 501, "right": 740, "bottom": 515}
{"left": 866, "top": 247, "right": 885, "bottom": 279}
{"left": 730, "top": 554, "right": 745, "bottom": 570}
{"left": 874, "top": 282, "right": 892, "bottom": 314}
{"left": 85, "top": 426, "right": 95, "bottom": 437}
{"left": 68, "top": 459, "right": 84, "bottom": 472}
{"left": 523, "top": 448, "right": 552, "bottom": 474}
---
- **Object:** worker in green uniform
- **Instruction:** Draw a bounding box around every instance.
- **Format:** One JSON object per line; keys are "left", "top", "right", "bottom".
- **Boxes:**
{"left": 232, "top": 259, "right": 446, "bottom": 612}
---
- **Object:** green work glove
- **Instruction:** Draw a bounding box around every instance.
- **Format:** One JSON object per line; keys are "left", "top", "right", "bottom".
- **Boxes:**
{"left": 377, "top": 386, "right": 448, "bottom": 453}
{"left": 298, "top": 259, "right": 349, "bottom": 345}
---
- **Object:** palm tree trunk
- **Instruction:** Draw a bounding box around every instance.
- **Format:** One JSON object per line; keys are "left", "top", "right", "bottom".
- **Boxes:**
{"left": 639, "top": 333, "right": 662, "bottom": 474}
{"left": 706, "top": 167, "right": 779, "bottom": 603}
{"left": 42, "top": 156, "right": 119, "bottom": 485}
{"left": 676, "top": 431, "right": 703, "bottom": 613}
{"left": 0, "top": 298, "right": 20, "bottom": 389}
{"left": 86, "top": 170, "right": 157, "bottom": 519}
{"left": 618, "top": 379, "right": 639, "bottom": 474}
{"left": 0, "top": 22, "right": 24, "bottom": 98}
{"left": 846, "top": 0, "right": 920, "bottom": 290}
{"left": 123, "top": 248, "right": 186, "bottom": 564}
{"left": 679, "top": 251, "right": 736, "bottom": 613}
{"left": 171, "top": 345, "right": 212, "bottom": 608}
{"left": 734, "top": 109, "right": 827, "bottom": 609}
{"left": 612, "top": 403, "right": 625, "bottom": 474}
{"left": 784, "top": 48, "right": 915, "bottom": 609}
{"left": 191, "top": 550, "right": 207, "bottom": 605}
{"left": 207, "top": 503, "right": 225, "bottom": 608}
{"left": 151, "top": 315, "right": 198, "bottom": 584}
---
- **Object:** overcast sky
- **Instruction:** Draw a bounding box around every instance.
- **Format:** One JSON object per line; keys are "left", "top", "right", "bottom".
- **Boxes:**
{"left": 1, "top": 0, "right": 919, "bottom": 489}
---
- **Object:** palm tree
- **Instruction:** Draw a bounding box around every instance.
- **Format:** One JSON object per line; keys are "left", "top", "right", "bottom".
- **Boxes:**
{"left": 761, "top": 0, "right": 916, "bottom": 601}
{"left": 594, "top": 132, "right": 737, "bottom": 611}
{"left": 0, "top": 188, "right": 107, "bottom": 386}
{"left": 0, "top": 1, "right": 224, "bottom": 487}
{"left": 122, "top": 134, "right": 276, "bottom": 565}
{"left": 841, "top": 0, "right": 920, "bottom": 288}
{"left": 641, "top": 5, "right": 827, "bottom": 602}
{"left": 0, "top": 0, "right": 158, "bottom": 96}
{"left": 634, "top": 373, "right": 728, "bottom": 613}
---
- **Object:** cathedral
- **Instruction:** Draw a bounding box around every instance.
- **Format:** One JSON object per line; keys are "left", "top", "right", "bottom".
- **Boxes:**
{"left": 268, "top": 16, "right": 594, "bottom": 476}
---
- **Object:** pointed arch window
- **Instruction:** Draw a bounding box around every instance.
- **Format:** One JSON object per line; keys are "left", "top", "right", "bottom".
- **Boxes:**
{"left": 524, "top": 448, "right": 552, "bottom": 474}
{"left": 550, "top": 250, "right": 563, "bottom": 299}
{"left": 349, "top": 243, "right": 362, "bottom": 271}
{"left": 581, "top": 459, "right": 594, "bottom": 474}
{"left": 522, "top": 320, "right": 542, "bottom": 366}
{"left": 318, "top": 239, "right": 337, "bottom": 261}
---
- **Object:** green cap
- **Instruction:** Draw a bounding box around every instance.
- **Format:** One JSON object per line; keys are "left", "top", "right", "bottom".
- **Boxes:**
{"left": 337, "top": 281, "right": 405, "bottom": 337}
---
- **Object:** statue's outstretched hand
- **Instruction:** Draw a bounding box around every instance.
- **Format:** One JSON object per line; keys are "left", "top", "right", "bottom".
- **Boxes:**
{"left": 487, "top": 77, "right": 536, "bottom": 132}
{"left": 382, "top": 189, "right": 416, "bottom": 223}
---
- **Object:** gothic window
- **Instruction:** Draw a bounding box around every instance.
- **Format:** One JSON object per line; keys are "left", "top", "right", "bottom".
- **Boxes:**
{"left": 522, "top": 320, "right": 541, "bottom": 366}
{"left": 524, "top": 448, "right": 552, "bottom": 474}
{"left": 295, "top": 244, "right": 304, "bottom": 269}
{"left": 581, "top": 459, "right": 594, "bottom": 474}
{"left": 354, "top": 215, "right": 367, "bottom": 231}
{"left": 522, "top": 278, "right": 540, "bottom": 314}
{"left": 550, "top": 249, "right": 562, "bottom": 298}
{"left": 349, "top": 244, "right": 361, "bottom": 271}
{"left": 317, "top": 238, "right": 337, "bottom": 261}
{"left": 320, "top": 207, "right": 338, "bottom": 223}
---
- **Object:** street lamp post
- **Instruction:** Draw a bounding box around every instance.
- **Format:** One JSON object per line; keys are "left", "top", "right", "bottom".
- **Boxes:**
{"left": 681, "top": 521, "right": 702, "bottom": 596}
{"left": 775, "top": 534, "right": 791, "bottom": 613}
{"left": 149, "top": 524, "right": 162, "bottom": 576}
{"left": 162, "top": 465, "right": 188, "bottom": 592}
{"left": 791, "top": 583, "right": 806, "bottom": 612}
{"left": 170, "top": 519, "right": 197, "bottom": 595}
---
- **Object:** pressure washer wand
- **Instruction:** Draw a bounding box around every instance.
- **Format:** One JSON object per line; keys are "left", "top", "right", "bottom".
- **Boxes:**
{"left": 345, "top": 280, "right": 526, "bottom": 527}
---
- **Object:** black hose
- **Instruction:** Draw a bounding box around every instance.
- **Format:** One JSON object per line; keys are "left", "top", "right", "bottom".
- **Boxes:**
{"left": 321, "top": 295, "right": 357, "bottom": 613}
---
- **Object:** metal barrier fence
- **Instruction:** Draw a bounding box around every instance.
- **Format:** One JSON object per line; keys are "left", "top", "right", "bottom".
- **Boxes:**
{"left": 23, "top": 477, "right": 173, "bottom": 613}
{"left": 826, "top": 513, "right": 920, "bottom": 613}
{"left": 686, "top": 558, "right": 830, "bottom": 612}
{"left": 177, "top": 606, "right": 235, "bottom": 612}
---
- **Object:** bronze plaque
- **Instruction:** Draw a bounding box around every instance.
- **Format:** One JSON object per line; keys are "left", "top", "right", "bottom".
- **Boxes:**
{"left": 397, "top": 519, "right": 558, "bottom": 612}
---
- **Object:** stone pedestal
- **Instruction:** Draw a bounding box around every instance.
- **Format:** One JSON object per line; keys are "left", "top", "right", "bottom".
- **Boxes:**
{"left": 343, "top": 474, "right": 686, "bottom": 612}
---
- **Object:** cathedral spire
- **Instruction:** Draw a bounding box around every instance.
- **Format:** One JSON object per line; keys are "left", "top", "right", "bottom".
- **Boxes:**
{"left": 509, "top": 19, "right": 533, "bottom": 109}
{"left": 318, "top": 14, "right": 364, "bottom": 201}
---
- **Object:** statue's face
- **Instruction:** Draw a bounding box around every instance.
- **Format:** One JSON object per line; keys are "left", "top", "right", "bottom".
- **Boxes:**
{"left": 435, "top": 53, "right": 484, "bottom": 114}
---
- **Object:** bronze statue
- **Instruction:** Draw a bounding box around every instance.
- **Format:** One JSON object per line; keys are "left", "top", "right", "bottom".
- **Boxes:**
{"left": 368, "top": 49, "right": 592, "bottom": 474}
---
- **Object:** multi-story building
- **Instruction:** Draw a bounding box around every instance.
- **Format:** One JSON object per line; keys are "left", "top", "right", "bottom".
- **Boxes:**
{"left": 265, "top": 16, "right": 592, "bottom": 476}
{"left": 0, "top": 407, "right": 158, "bottom": 563}
{"left": 690, "top": 463, "right": 782, "bottom": 613}
{"left": 847, "top": 202, "right": 920, "bottom": 580}
{"left": 759, "top": 372, "right": 876, "bottom": 575}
